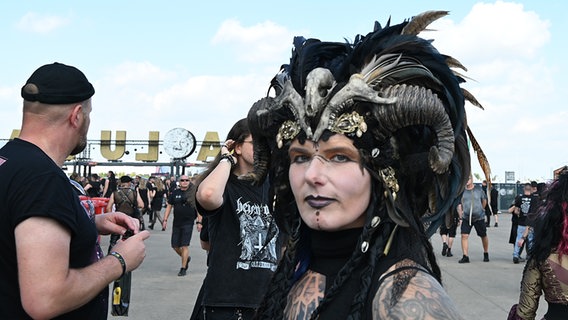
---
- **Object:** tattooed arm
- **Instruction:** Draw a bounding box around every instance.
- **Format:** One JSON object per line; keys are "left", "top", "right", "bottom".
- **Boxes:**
{"left": 283, "top": 270, "right": 326, "bottom": 320}
{"left": 373, "top": 260, "right": 463, "bottom": 320}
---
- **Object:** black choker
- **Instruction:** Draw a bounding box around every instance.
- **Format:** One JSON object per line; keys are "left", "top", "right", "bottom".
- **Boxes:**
{"left": 310, "top": 228, "right": 362, "bottom": 278}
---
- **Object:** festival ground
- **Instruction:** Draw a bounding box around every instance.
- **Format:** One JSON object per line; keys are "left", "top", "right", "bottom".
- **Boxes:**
{"left": 102, "top": 212, "right": 546, "bottom": 320}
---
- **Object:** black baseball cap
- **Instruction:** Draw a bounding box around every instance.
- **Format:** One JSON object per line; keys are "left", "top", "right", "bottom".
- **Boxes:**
{"left": 21, "top": 62, "right": 95, "bottom": 104}
{"left": 119, "top": 176, "right": 133, "bottom": 183}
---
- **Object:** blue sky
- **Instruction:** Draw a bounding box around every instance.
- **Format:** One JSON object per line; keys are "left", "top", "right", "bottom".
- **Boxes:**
{"left": 0, "top": 1, "right": 566, "bottom": 181}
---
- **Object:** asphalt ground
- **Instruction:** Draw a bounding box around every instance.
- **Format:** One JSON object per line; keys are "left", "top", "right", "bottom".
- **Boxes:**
{"left": 102, "top": 212, "right": 546, "bottom": 320}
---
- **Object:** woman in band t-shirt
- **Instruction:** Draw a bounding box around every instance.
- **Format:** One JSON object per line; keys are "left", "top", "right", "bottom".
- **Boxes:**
{"left": 193, "top": 119, "right": 280, "bottom": 320}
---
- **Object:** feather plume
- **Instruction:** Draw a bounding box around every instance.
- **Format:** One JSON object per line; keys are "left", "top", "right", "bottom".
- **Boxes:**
{"left": 444, "top": 55, "right": 468, "bottom": 71}
{"left": 467, "top": 126, "right": 492, "bottom": 190}
{"left": 401, "top": 11, "right": 449, "bottom": 35}
{"left": 462, "top": 88, "right": 484, "bottom": 110}
{"left": 452, "top": 70, "right": 475, "bottom": 82}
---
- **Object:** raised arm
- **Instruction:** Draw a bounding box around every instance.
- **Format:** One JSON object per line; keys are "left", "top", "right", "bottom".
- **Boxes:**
{"left": 196, "top": 142, "right": 236, "bottom": 211}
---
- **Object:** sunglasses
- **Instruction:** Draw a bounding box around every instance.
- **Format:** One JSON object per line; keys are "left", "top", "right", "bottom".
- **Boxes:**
{"left": 180, "top": 179, "right": 190, "bottom": 182}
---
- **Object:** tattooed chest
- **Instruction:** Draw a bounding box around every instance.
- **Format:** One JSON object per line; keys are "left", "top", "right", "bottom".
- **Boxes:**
{"left": 283, "top": 271, "right": 326, "bottom": 320}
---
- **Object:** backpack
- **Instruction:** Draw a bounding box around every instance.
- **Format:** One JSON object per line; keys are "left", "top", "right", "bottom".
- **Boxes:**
{"left": 113, "top": 188, "right": 139, "bottom": 217}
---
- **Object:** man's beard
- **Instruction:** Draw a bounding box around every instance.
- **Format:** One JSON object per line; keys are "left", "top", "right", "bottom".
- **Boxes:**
{"left": 70, "top": 135, "right": 87, "bottom": 156}
{"left": 70, "top": 117, "right": 90, "bottom": 156}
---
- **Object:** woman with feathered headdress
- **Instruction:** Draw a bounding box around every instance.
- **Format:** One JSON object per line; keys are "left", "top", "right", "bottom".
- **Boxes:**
{"left": 244, "top": 11, "right": 489, "bottom": 319}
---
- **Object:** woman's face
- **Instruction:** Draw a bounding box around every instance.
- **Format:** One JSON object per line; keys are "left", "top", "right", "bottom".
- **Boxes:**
{"left": 235, "top": 134, "right": 255, "bottom": 167}
{"left": 288, "top": 134, "right": 371, "bottom": 231}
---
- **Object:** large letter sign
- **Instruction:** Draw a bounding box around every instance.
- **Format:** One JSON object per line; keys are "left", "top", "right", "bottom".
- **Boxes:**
{"left": 100, "top": 130, "right": 126, "bottom": 160}
{"left": 196, "top": 131, "right": 221, "bottom": 162}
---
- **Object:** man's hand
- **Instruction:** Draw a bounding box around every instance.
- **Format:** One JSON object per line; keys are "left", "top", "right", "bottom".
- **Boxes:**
{"left": 96, "top": 212, "right": 140, "bottom": 236}
{"left": 517, "top": 238, "right": 525, "bottom": 248}
{"left": 110, "top": 230, "right": 150, "bottom": 272}
{"left": 162, "top": 220, "right": 167, "bottom": 231}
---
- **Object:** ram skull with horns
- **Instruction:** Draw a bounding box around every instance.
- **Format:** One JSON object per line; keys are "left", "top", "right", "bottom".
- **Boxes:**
{"left": 243, "top": 10, "right": 491, "bottom": 236}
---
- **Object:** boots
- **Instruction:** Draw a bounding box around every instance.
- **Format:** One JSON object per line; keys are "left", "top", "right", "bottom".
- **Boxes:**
{"left": 446, "top": 248, "right": 453, "bottom": 257}
{"left": 442, "top": 243, "right": 448, "bottom": 256}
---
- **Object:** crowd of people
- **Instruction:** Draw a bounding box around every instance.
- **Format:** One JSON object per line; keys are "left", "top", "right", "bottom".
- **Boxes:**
{"left": 1, "top": 10, "right": 567, "bottom": 320}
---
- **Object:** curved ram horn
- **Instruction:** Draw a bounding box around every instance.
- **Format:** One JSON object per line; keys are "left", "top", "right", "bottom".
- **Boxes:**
{"left": 241, "top": 78, "right": 312, "bottom": 185}
{"left": 240, "top": 97, "right": 276, "bottom": 185}
{"left": 312, "top": 74, "right": 397, "bottom": 141}
{"left": 374, "top": 84, "right": 455, "bottom": 174}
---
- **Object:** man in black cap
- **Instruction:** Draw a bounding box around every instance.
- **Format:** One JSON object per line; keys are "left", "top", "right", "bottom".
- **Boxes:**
{"left": 0, "top": 62, "right": 150, "bottom": 319}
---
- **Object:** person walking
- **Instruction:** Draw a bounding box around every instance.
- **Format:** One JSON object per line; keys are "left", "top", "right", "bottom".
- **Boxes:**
{"left": 106, "top": 175, "right": 144, "bottom": 252}
{"left": 0, "top": 62, "right": 149, "bottom": 319}
{"left": 458, "top": 176, "right": 490, "bottom": 263}
{"left": 509, "top": 167, "right": 568, "bottom": 320}
{"left": 148, "top": 176, "right": 166, "bottom": 230}
{"left": 137, "top": 177, "right": 152, "bottom": 228}
{"left": 194, "top": 119, "right": 280, "bottom": 320}
{"left": 512, "top": 183, "right": 539, "bottom": 263}
{"left": 163, "top": 175, "right": 198, "bottom": 276}
{"left": 482, "top": 179, "right": 499, "bottom": 227}
{"left": 440, "top": 207, "right": 459, "bottom": 257}
{"left": 103, "top": 170, "right": 117, "bottom": 198}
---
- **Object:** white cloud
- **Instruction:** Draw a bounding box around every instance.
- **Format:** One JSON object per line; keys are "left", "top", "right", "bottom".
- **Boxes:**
{"left": 106, "top": 61, "right": 175, "bottom": 86}
{"left": 430, "top": 1, "right": 550, "bottom": 64}
{"left": 16, "top": 12, "right": 70, "bottom": 34}
{"left": 420, "top": 1, "right": 558, "bottom": 180}
{"left": 88, "top": 60, "right": 276, "bottom": 161}
{"left": 212, "top": 19, "right": 300, "bottom": 63}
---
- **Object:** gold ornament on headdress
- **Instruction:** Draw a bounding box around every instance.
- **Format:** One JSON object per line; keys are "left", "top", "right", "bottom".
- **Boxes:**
{"left": 329, "top": 111, "right": 368, "bottom": 137}
{"left": 379, "top": 166, "right": 400, "bottom": 200}
{"left": 276, "top": 120, "right": 301, "bottom": 149}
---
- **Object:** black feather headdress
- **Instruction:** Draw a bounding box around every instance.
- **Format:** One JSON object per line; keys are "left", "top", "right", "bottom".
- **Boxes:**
{"left": 244, "top": 10, "right": 489, "bottom": 236}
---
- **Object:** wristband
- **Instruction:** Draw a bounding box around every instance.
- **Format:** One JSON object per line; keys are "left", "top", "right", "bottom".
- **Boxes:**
{"left": 196, "top": 221, "right": 202, "bottom": 225}
{"left": 109, "top": 251, "right": 126, "bottom": 279}
{"left": 220, "top": 154, "right": 236, "bottom": 167}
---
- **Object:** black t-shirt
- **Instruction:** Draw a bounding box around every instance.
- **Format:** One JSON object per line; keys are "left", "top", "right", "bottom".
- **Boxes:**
{"left": 196, "top": 174, "right": 280, "bottom": 308}
{"left": 514, "top": 194, "right": 539, "bottom": 226}
{"left": 0, "top": 139, "right": 106, "bottom": 319}
{"left": 87, "top": 180, "right": 102, "bottom": 197}
{"left": 167, "top": 187, "right": 197, "bottom": 227}
{"left": 150, "top": 187, "right": 165, "bottom": 211}
{"left": 139, "top": 188, "right": 149, "bottom": 207}
{"left": 103, "top": 177, "right": 117, "bottom": 198}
